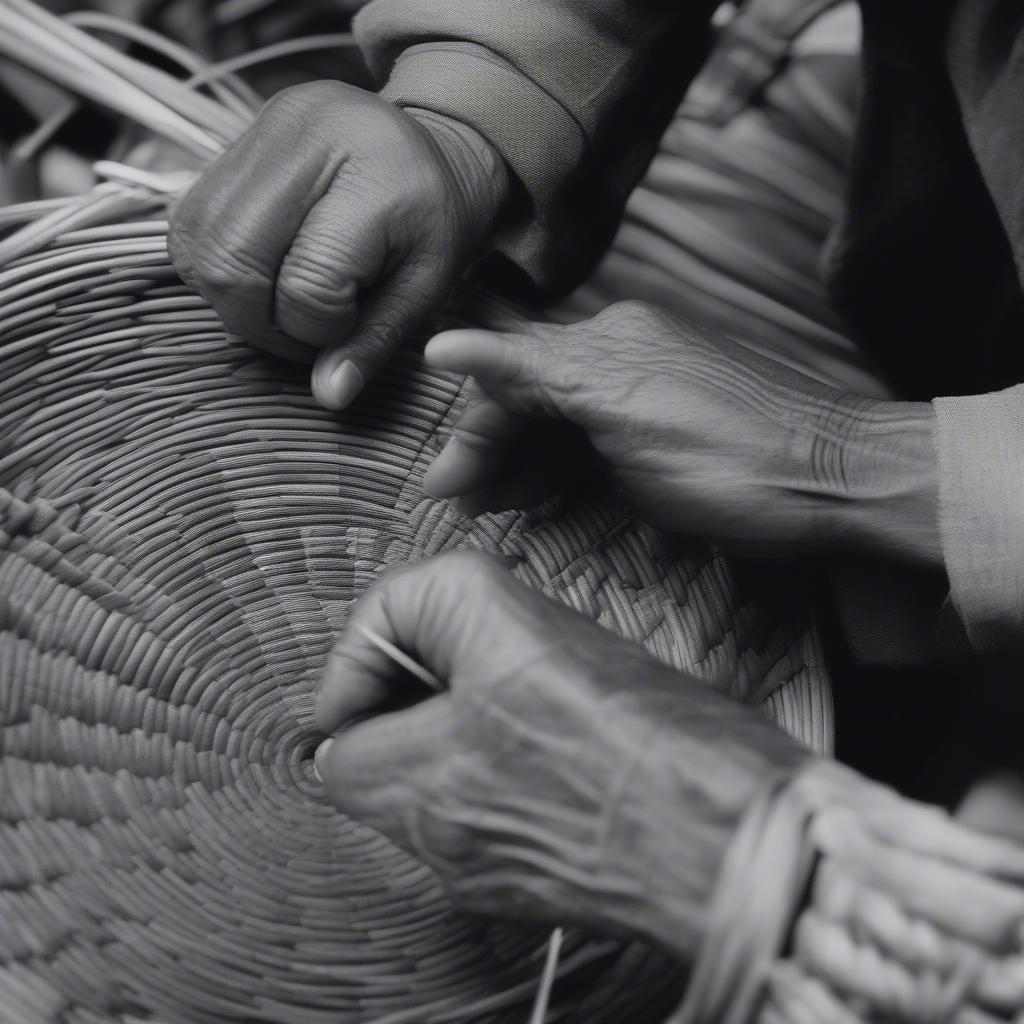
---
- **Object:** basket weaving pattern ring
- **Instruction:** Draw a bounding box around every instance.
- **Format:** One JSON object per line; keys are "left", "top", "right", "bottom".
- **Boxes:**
{"left": 0, "top": 205, "right": 831, "bottom": 1022}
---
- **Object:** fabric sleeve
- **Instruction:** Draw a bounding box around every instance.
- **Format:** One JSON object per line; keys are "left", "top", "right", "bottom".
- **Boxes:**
{"left": 933, "top": 387, "right": 1024, "bottom": 654}
{"left": 938, "top": 3, "right": 1024, "bottom": 653}
{"left": 352, "top": 0, "right": 720, "bottom": 298}
{"left": 946, "top": 1, "right": 1024, "bottom": 288}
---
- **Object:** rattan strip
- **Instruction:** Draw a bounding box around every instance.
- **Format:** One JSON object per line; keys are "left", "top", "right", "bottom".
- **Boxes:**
{"left": 672, "top": 761, "right": 1024, "bottom": 1024}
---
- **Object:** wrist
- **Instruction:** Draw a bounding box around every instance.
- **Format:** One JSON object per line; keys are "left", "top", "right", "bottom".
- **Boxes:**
{"left": 404, "top": 107, "right": 511, "bottom": 248}
{"left": 807, "top": 397, "right": 942, "bottom": 566}
{"left": 593, "top": 679, "right": 812, "bottom": 962}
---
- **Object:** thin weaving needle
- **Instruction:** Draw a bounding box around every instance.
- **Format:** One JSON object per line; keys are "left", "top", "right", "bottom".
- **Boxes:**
{"left": 353, "top": 623, "right": 444, "bottom": 692}
{"left": 341, "top": 624, "right": 564, "bottom": 1021}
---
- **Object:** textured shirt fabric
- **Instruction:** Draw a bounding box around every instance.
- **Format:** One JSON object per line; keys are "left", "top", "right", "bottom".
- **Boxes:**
{"left": 935, "top": 388, "right": 1024, "bottom": 653}
{"left": 354, "top": 0, "right": 1024, "bottom": 655}
{"left": 356, "top": 0, "right": 719, "bottom": 295}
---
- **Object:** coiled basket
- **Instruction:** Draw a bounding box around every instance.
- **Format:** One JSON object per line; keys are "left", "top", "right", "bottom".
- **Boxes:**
{"left": 0, "top": 3, "right": 832, "bottom": 1020}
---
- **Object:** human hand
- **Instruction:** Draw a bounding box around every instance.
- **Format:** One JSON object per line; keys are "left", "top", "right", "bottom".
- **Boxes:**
{"left": 315, "top": 551, "right": 808, "bottom": 957}
{"left": 169, "top": 81, "right": 509, "bottom": 408}
{"left": 423, "top": 301, "right": 941, "bottom": 562}
{"left": 957, "top": 775, "right": 1024, "bottom": 843}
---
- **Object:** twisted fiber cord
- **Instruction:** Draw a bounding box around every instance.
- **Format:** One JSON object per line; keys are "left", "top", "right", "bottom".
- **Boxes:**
{"left": 0, "top": 183, "right": 831, "bottom": 1022}
{"left": 673, "top": 761, "right": 1024, "bottom": 1024}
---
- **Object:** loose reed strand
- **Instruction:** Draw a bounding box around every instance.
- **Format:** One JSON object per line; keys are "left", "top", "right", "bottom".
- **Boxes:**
{"left": 184, "top": 33, "right": 358, "bottom": 90}
{"left": 353, "top": 623, "right": 444, "bottom": 692}
{"left": 528, "top": 927, "right": 564, "bottom": 1024}
{"left": 4, "top": 0, "right": 247, "bottom": 142}
{"left": 0, "top": 5, "right": 223, "bottom": 157}
{"left": 65, "top": 9, "right": 262, "bottom": 118}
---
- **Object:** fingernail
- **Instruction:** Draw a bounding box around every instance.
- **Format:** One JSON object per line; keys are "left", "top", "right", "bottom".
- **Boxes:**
{"left": 313, "top": 738, "right": 333, "bottom": 783}
{"left": 328, "top": 360, "right": 364, "bottom": 410}
{"left": 423, "top": 331, "right": 469, "bottom": 370}
{"left": 422, "top": 443, "right": 460, "bottom": 498}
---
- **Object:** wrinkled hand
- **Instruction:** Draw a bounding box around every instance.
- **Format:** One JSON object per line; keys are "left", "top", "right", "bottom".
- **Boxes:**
{"left": 315, "top": 551, "right": 808, "bottom": 956}
{"left": 169, "top": 81, "right": 509, "bottom": 408}
{"left": 422, "top": 301, "right": 940, "bottom": 562}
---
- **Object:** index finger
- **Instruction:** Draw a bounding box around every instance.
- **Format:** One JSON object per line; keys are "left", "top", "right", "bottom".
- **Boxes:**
{"left": 422, "top": 383, "right": 527, "bottom": 499}
{"left": 316, "top": 552, "right": 514, "bottom": 736}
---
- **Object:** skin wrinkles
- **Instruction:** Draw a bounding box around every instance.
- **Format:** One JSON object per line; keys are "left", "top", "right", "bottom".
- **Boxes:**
{"left": 178, "top": 77, "right": 948, "bottom": 972}
{"left": 423, "top": 300, "right": 941, "bottom": 563}
{"left": 317, "top": 553, "right": 811, "bottom": 958}
{"left": 170, "top": 82, "right": 510, "bottom": 406}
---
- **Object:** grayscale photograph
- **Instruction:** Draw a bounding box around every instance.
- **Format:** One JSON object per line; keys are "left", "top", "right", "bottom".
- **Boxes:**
{"left": 1, "top": 1, "right": 1021, "bottom": 1022}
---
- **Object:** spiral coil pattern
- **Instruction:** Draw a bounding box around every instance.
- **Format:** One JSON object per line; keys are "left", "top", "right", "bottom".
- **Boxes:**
{"left": 0, "top": 194, "right": 831, "bottom": 1022}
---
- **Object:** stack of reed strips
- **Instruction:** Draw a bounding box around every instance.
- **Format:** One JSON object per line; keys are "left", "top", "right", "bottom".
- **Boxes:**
{"left": 0, "top": 3, "right": 833, "bottom": 1021}
{"left": 674, "top": 760, "right": 1024, "bottom": 1024}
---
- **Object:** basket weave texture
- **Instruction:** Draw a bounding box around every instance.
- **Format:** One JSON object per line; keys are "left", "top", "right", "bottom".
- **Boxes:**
{"left": 0, "top": 217, "right": 830, "bottom": 1020}
{"left": 0, "top": 3, "right": 832, "bottom": 1010}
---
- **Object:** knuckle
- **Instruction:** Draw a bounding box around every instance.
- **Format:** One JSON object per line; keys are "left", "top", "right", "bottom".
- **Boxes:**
{"left": 347, "top": 308, "right": 412, "bottom": 359}
{"left": 415, "top": 807, "right": 474, "bottom": 868}
{"left": 166, "top": 231, "right": 192, "bottom": 277}
{"left": 357, "top": 331, "right": 402, "bottom": 362}
{"left": 289, "top": 79, "right": 345, "bottom": 104}
{"left": 168, "top": 187, "right": 199, "bottom": 236}
{"left": 191, "top": 235, "right": 273, "bottom": 296}
{"left": 277, "top": 258, "right": 357, "bottom": 320}
{"left": 193, "top": 256, "right": 246, "bottom": 298}
{"left": 505, "top": 326, "right": 574, "bottom": 411}
{"left": 262, "top": 80, "right": 345, "bottom": 121}
{"left": 519, "top": 337, "right": 557, "bottom": 390}
{"left": 451, "top": 421, "right": 497, "bottom": 456}
{"left": 368, "top": 561, "right": 419, "bottom": 600}
{"left": 167, "top": 211, "right": 200, "bottom": 267}
{"left": 590, "top": 299, "right": 662, "bottom": 334}
{"left": 167, "top": 209, "right": 188, "bottom": 249}
{"left": 436, "top": 550, "right": 503, "bottom": 587}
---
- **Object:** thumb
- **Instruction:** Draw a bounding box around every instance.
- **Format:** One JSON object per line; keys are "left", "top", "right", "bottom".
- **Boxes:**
{"left": 423, "top": 383, "right": 527, "bottom": 499}
{"left": 311, "top": 260, "right": 446, "bottom": 410}
{"left": 424, "top": 325, "right": 574, "bottom": 419}
{"left": 315, "top": 694, "right": 454, "bottom": 846}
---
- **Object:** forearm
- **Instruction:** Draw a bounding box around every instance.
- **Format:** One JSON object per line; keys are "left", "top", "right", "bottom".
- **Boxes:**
{"left": 585, "top": 685, "right": 1024, "bottom": 1018}
{"left": 575, "top": 670, "right": 812, "bottom": 960}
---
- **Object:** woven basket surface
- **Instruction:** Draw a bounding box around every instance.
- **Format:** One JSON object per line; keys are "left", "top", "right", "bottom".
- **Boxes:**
{"left": 0, "top": 204, "right": 831, "bottom": 1022}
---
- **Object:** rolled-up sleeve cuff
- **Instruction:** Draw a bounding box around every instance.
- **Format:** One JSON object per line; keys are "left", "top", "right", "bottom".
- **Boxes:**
{"left": 934, "top": 386, "right": 1024, "bottom": 653}
{"left": 377, "top": 42, "right": 585, "bottom": 219}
